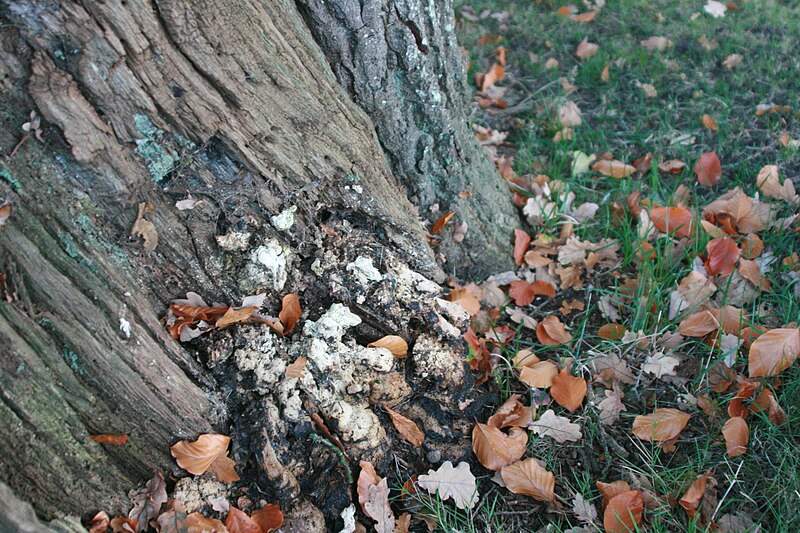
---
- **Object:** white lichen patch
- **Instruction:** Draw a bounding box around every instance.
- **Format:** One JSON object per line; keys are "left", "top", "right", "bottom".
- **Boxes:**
{"left": 302, "top": 303, "right": 361, "bottom": 343}
{"left": 234, "top": 329, "right": 286, "bottom": 393}
{"left": 215, "top": 231, "right": 252, "bottom": 251}
{"left": 393, "top": 264, "right": 442, "bottom": 302}
{"left": 345, "top": 256, "right": 383, "bottom": 286}
{"left": 412, "top": 333, "right": 466, "bottom": 390}
{"left": 271, "top": 205, "right": 297, "bottom": 230}
{"left": 172, "top": 477, "right": 229, "bottom": 513}
{"left": 240, "top": 239, "right": 290, "bottom": 292}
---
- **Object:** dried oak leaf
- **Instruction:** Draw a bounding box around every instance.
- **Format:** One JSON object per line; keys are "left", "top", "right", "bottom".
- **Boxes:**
{"left": 171, "top": 434, "right": 239, "bottom": 482}
{"left": 385, "top": 405, "right": 424, "bottom": 447}
{"left": 748, "top": 328, "right": 800, "bottom": 377}
{"left": 365, "top": 479, "right": 395, "bottom": 533}
{"left": 128, "top": 472, "right": 168, "bottom": 533}
{"left": 572, "top": 493, "right": 598, "bottom": 525}
{"left": 417, "top": 461, "right": 479, "bottom": 510}
{"left": 529, "top": 409, "right": 582, "bottom": 443}
{"left": 604, "top": 490, "right": 644, "bottom": 533}
{"left": 631, "top": 408, "right": 690, "bottom": 442}
{"left": 278, "top": 293, "right": 301, "bottom": 334}
{"left": 550, "top": 368, "right": 587, "bottom": 411}
{"left": 722, "top": 417, "right": 749, "bottom": 457}
{"left": 226, "top": 507, "right": 261, "bottom": 533}
{"left": 501, "top": 458, "right": 555, "bottom": 502}
{"left": 369, "top": 335, "right": 409, "bottom": 358}
{"left": 598, "top": 386, "right": 627, "bottom": 426}
{"left": 472, "top": 423, "right": 528, "bottom": 471}
{"left": 357, "top": 461, "right": 381, "bottom": 515}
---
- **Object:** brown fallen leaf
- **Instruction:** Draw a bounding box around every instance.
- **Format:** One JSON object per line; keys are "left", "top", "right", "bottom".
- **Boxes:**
{"left": 110, "top": 516, "right": 138, "bottom": 533}
{"left": 369, "top": 335, "right": 409, "bottom": 358}
{"left": 593, "top": 159, "right": 636, "bottom": 179}
{"left": 519, "top": 360, "right": 559, "bottom": 389}
{"left": 131, "top": 202, "right": 158, "bottom": 251}
{"left": 549, "top": 368, "right": 587, "bottom": 411}
{"left": 431, "top": 211, "right": 456, "bottom": 234}
{"left": 216, "top": 306, "right": 259, "bottom": 329}
{"left": 658, "top": 159, "right": 686, "bottom": 174}
{"left": 186, "top": 513, "right": 228, "bottom": 533}
{"left": 748, "top": 328, "right": 800, "bottom": 377}
{"left": 128, "top": 472, "right": 168, "bottom": 533}
{"left": 0, "top": 202, "right": 11, "bottom": 229}
{"left": 89, "top": 512, "right": 110, "bottom": 533}
{"left": 509, "top": 280, "right": 556, "bottom": 306}
{"left": 446, "top": 286, "right": 481, "bottom": 316}
{"left": 604, "top": 490, "right": 643, "bottom": 533}
{"left": 171, "top": 434, "right": 239, "bottom": 482}
{"left": 357, "top": 461, "right": 381, "bottom": 515}
{"left": 472, "top": 423, "right": 528, "bottom": 471}
{"left": 722, "top": 417, "right": 749, "bottom": 457}
{"left": 701, "top": 114, "right": 719, "bottom": 131}
{"left": 695, "top": 151, "right": 722, "bottom": 186}
{"left": 536, "top": 316, "right": 572, "bottom": 345}
{"left": 385, "top": 405, "right": 424, "bottom": 447}
{"left": 487, "top": 394, "right": 533, "bottom": 429}
{"left": 226, "top": 507, "right": 261, "bottom": 533}
{"left": 501, "top": 458, "right": 555, "bottom": 502}
{"left": 514, "top": 229, "right": 531, "bottom": 265}
{"left": 650, "top": 206, "right": 693, "bottom": 238}
{"left": 278, "top": 293, "right": 301, "bottom": 334}
{"left": 252, "top": 504, "right": 284, "bottom": 533}
{"left": 631, "top": 408, "right": 690, "bottom": 442}
{"left": 679, "top": 472, "right": 712, "bottom": 518}
{"left": 285, "top": 356, "right": 307, "bottom": 379}
{"left": 571, "top": 11, "right": 597, "bottom": 23}
{"left": 705, "top": 236, "right": 740, "bottom": 276}
{"left": 576, "top": 37, "right": 599, "bottom": 59}
{"left": 91, "top": 434, "right": 128, "bottom": 446}
{"left": 596, "top": 480, "right": 631, "bottom": 507}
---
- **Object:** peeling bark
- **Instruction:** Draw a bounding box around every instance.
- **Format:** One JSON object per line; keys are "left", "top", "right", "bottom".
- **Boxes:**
{"left": 297, "top": 0, "right": 520, "bottom": 277}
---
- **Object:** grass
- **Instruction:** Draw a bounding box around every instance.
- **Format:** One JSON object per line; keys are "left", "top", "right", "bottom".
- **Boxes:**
{"left": 441, "top": 0, "right": 800, "bottom": 531}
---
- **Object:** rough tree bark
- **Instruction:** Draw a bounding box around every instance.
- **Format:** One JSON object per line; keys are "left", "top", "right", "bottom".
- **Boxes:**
{"left": 0, "top": 0, "right": 512, "bottom": 529}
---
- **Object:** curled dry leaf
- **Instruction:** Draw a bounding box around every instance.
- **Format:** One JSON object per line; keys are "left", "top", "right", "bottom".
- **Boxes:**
{"left": 519, "top": 360, "right": 559, "bottom": 389}
{"left": 529, "top": 409, "right": 582, "bottom": 443}
{"left": 536, "top": 316, "right": 572, "bottom": 346}
{"left": 695, "top": 151, "right": 722, "bottom": 186}
{"left": 631, "top": 408, "right": 690, "bottom": 442}
{"left": 369, "top": 335, "right": 409, "bottom": 358}
{"left": 679, "top": 472, "right": 712, "bottom": 518}
{"left": 91, "top": 434, "right": 128, "bottom": 446}
{"left": 514, "top": 229, "right": 531, "bottom": 265}
{"left": 226, "top": 507, "right": 261, "bottom": 533}
{"left": 604, "top": 490, "right": 644, "bottom": 533}
{"left": 549, "top": 368, "right": 587, "bottom": 411}
{"left": 487, "top": 394, "right": 533, "bottom": 429}
{"left": 186, "top": 513, "right": 227, "bottom": 532}
{"left": 171, "top": 434, "right": 239, "bottom": 482}
{"left": 128, "top": 472, "right": 168, "bottom": 533}
{"left": 756, "top": 165, "right": 798, "bottom": 203}
{"left": 596, "top": 480, "right": 631, "bottom": 507}
{"left": 748, "top": 328, "right": 800, "bottom": 377}
{"left": 357, "top": 461, "right": 381, "bottom": 515}
{"left": 592, "top": 159, "right": 636, "bottom": 179}
{"left": 501, "top": 458, "right": 555, "bottom": 502}
{"left": 431, "top": 210, "right": 456, "bottom": 234}
{"left": 705, "top": 236, "right": 740, "bottom": 276}
{"left": 216, "top": 306, "right": 259, "bottom": 329}
{"left": 722, "top": 417, "right": 749, "bottom": 457}
{"left": 384, "top": 405, "right": 424, "bottom": 447}
{"left": 650, "top": 206, "right": 693, "bottom": 238}
{"left": 472, "top": 423, "right": 528, "bottom": 471}
{"left": 509, "top": 280, "right": 556, "bottom": 306}
{"left": 365, "top": 479, "right": 395, "bottom": 533}
{"left": 278, "top": 293, "right": 301, "bottom": 334}
{"left": 131, "top": 202, "right": 158, "bottom": 251}
{"left": 89, "top": 512, "right": 110, "bottom": 533}
{"left": 701, "top": 114, "right": 719, "bottom": 131}
{"left": 417, "top": 461, "right": 479, "bottom": 510}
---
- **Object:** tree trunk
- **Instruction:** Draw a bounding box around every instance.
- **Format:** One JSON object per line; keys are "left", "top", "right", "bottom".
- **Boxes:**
{"left": 298, "top": 0, "right": 519, "bottom": 278}
{"left": 0, "top": 0, "right": 499, "bottom": 528}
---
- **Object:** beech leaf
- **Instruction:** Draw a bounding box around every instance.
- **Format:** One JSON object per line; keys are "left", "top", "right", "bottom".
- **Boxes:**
{"left": 500, "top": 458, "right": 555, "bottom": 502}
{"left": 695, "top": 151, "right": 722, "bottom": 186}
{"left": 128, "top": 472, "right": 168, "bottom": 533}
{"left": 748, "top": 328, "right": 800, "bottom": 377}
{"left": 369, "top": 335, "right": 408, "bottom": 358}
{"left": 514, "top": 229, "right": 531, "bottom": 265}
{"left": 604, "top": 490, "right": 644, "bottom": 533}
{"left": 536, "top": 316, "right": 572, "bottom": 345}
{"left": 417, "top": 461, "right": 479, "bottom": 510}
{"left": 225, "top": 507, "right": 261, "bottom": 533}
{"left": 171, "top": 434, "right": 239, "bottom": 482}
{"left": 722, "top": 417, "right": 749, "bottom": 457}
{"left": 384, "top": 405, "right": 424, "bottom": 447}
{"left": 592, "top": 159, "right": 636, "bottom": 179}
{"left": 472, "top": 423, "right": 528, "bottom": 471}
{"left": 631, "top": 408, "right": 690, "bottom": 442}
{"left": 278, "top": 293, "right": 301, "bottom": 334}
{"left": 549, "top": 368, "right": 587, "bottom": 411}
{"left": 705, "top": 236, "right": 740, "bottom": 276}
{"left": 519, "top": 360, "right": 559, "bottom": 389}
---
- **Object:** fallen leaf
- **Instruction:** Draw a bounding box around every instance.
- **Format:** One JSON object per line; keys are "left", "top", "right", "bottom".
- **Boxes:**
{"left": 678, "top": 309, "right": 719, "bottom": 337}
{"left": 216, "top": 306, "right": 258, "bottom": 329}
{"left": 701, "top": 114, "right": 719, "bottom": 131}
{"left": 509, "top": 280, "right": 556, "bottom": 306}
{"left": 604, "top": 490, "right": 644, "bottom": 533}
{"left": 278, "top": 293, "right": 301, "bottom": 334}
{"left": 596, "top": 480, "right": 631, "bottom": 507}
{"left": 0, "top": 203, "right": 11, "bottom": 228}
{"left": 417, "top": 461, "right": 479, "bottom": 510}
{"left": 593, "top": 159, "right": 637, "bottom": 179}
{"left": 722, "top": 54, "right": 743, "bottom": 69}
{"left": 529, "top": 409, "right": 582, "bottom": 442}
{"left": 89, "top": 512, "right": 110, "bottom": 533}
{"left": 128, "top": 472, "right": 168, "bottom": 533}
{"left": 285, "top": 356, "right": 307, "bottom": 379}
{"left": 536, "top": 316, "right": 572, "bottom": 345}
{"left": 600, "top": 64, "right": 610, "bottom": 82}
{"left": 705, "top": 237, "right": 740, "bottom": 276}
{"left": 226, "top": 507, "right": 261, "bottom": 533}
{"left": 748, "top": 328, "right": 800, "bottom": 377}
{"left": 472, "top": 424, "right": 528, "bottom": 471}
{"left": 598, "top": 323, "right": 626, "bottom": 340}
{"left": 545, "top": 57, "right": 559, "bottom": 70}
{"left": 519, "top": 360, "right": 559, "bottom": 389}
{"left": 171, "top": 434, "right": 239, "bottom": 482}
{"left": 175, "top": 197, "right": 206, "bottom": 211}
{"left": 186, "top": 513, "right": 228, "bottom": 533}
{"left": 514, "top": 229, "right": 531, "bottom": 265}
{"left": 571, "top": 11, "right": 597, "bottom": 23}
{"left": 756, "top": 165, "right": 797, "bottom": 203}
{"left": 431, "top": 211, "right": 456, "bottom": 234}
{"left": 446, "top": 287, "right": 481, "bottom": 316}
{"left": 572, "top": 493, "right": 598, "bottom": 525}
{"left": 576, "top": 37, "right": 599, "bottom": 59}
{"left": 679, "top": 472, "right": 712, "bottom": 518}
{"left": 558, "top": 101, "right": 583, "bottom": 128}
{"left": 658, "top": 159, "right": 686, "bottom": 174}
{"left": 480, "top": 64, "right": 505, "bottom": 91}
{"left": 385, "top": 405, "right": 424, "bottom": 447}
{"left": 695, "top": 151, "right": 722, "bottom": 186}
{"left": 369, "top": 335, "right": 409, "bottom": 358}
{"left": 631, "top": 408, "right": 690, "bottom": 442}
{"left": 357, "top": 461, "right": 381, "bottom": 515}
{"left": 640, "top": 36, "right": 673, "bottom": 51}
{"left": 650, "top": 206, "right": 693, "bottom": 238}
{"left": 642, "top": 352, "right": 680, "bottom": 378}
{"left": 131, "top": 202, "right": 158, "bottom": 251}
{"left": 501, "top": 458, "right": 555, "bottom": 502}
{"left": 641, "top": 83, "right": 658, "bottom": 98}
{"left": 722, "top": 417, "right": 748, "bottom": 457}
{"left": 550, "top": 368, "right": 587, "bottom": 411}
{"left": 487, "top": 394, "right": 534, "bottom": 429}
{"left": 91, "top": 434, "right": 128, "bottom": 446}
{"left": 598, "top": 387, "right": 627, "bottom": 426}
{"left": 704, "top": 0, "right": 727, "bottom": 18}
{"left": 365, "top": 479, "right": 395, "bottom": 533}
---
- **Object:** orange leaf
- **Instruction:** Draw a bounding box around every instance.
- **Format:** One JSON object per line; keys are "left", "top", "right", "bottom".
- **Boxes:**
{"left": 650, "top": 206, "right": 693, "bottom": 238}
{"left": 705, "top": 237, "right": 740, "bottom": 276}
{"left": 592, "top": 159, "right": 636, "bottom": 178}
{"left": 604, "top": 490, "right": 644, "bottom": 533}
{"left": 500, "top": 459, "right": 555, "bottom": 502}
{"left": 285, "top": 356, "right": 307, "bottom": 379}
{"left": 357, "top": 461, "right": 381, "bottom": 514}
{"left": 695, "top": 151, "right": 722, "bottom": 186}
{"left": 186, "top": 513, "right": 228, "bottom": 532}
{"left": 278, "top": 293, "right": 301, "bottom": 334}
{"left": 171, "top": 434, "right": 239, "bottom": 482}
{"left": 576, "top": 37, "right": 599, "bottom": 60}
{"left": 741, "top": 233, "right": 764, "bottom": 259}
{"left": 514, "top": 229, "right": 531, "bottom": 265}
{"left": 748, "top": 328, "right": 800, "bottom": 377}
{"left": 90, "top": 434, "right": 128, "bottom": 446}
{"left": 679, "top": 472, "right": 711, "bottom": 518}
{"left": 598, "top": 323, "right": 626, "bottom": 340}
{"left": 509, "top": 280, "right": 556, "bottom": 306}
{"left": 480, "top": 64, "right": 505, "bottom": 91}
{"left": 487, "top": 394, "right": 534, "bottom": 429}
{"left": 432, "top": 210, "right": 456, "bottom": 234}
{"left": 722, "top": 417, "right": 749, "bottom": 457}
{"left": 536, "top": 316, "right": 572, "bottom": 345}
{"left": 631, "top": 408, "right": 690, "bottom": 442}
{"left": 701, "top": 114, "right": 719, "bottom": 131}
{"left": 571, "top": 11, "right": 598, "bottom": 23}
{"left": 549, "top": 368, "right": 587, "bottom": 411}
{"left": 385, "top": 405, "right": 425, "bottom": 447}
{"left": 251, "top": 504, "right": 283, "bottom": 533}
{"left": 658, "top": 159, "right": 686, "bottom": 174}
{"left": 678, "top": 310, "right": 719, "bottom": 337}
{"left": 596, "top": 480, "right": 631, "bottom": 507}
{"left": 519, "top": 360, "right": 559, "bottom": 389}
{"left": 226, "top": 507, "right": 261, "bottom": 533}
{"left": 472, "top": 424, "right": 527, "bottom": 471}
{"left": 89, "top": 512, "right": 110, "bottom": 533}
{"left": 216, "top": 306, "right": 258, "bottom": 329}
{"left": 369, "top": 335, "right": 409, "bottom": 358}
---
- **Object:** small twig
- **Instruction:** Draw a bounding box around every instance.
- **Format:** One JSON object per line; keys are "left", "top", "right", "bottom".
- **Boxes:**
{"left": 309, "top": 433, "right": 353, "bottom": 484}
{"left": 7, "top": 132, "right": 29, "bottom": 159}
{"left": 711, "top": 461, "right": 743, "bottom": 523}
